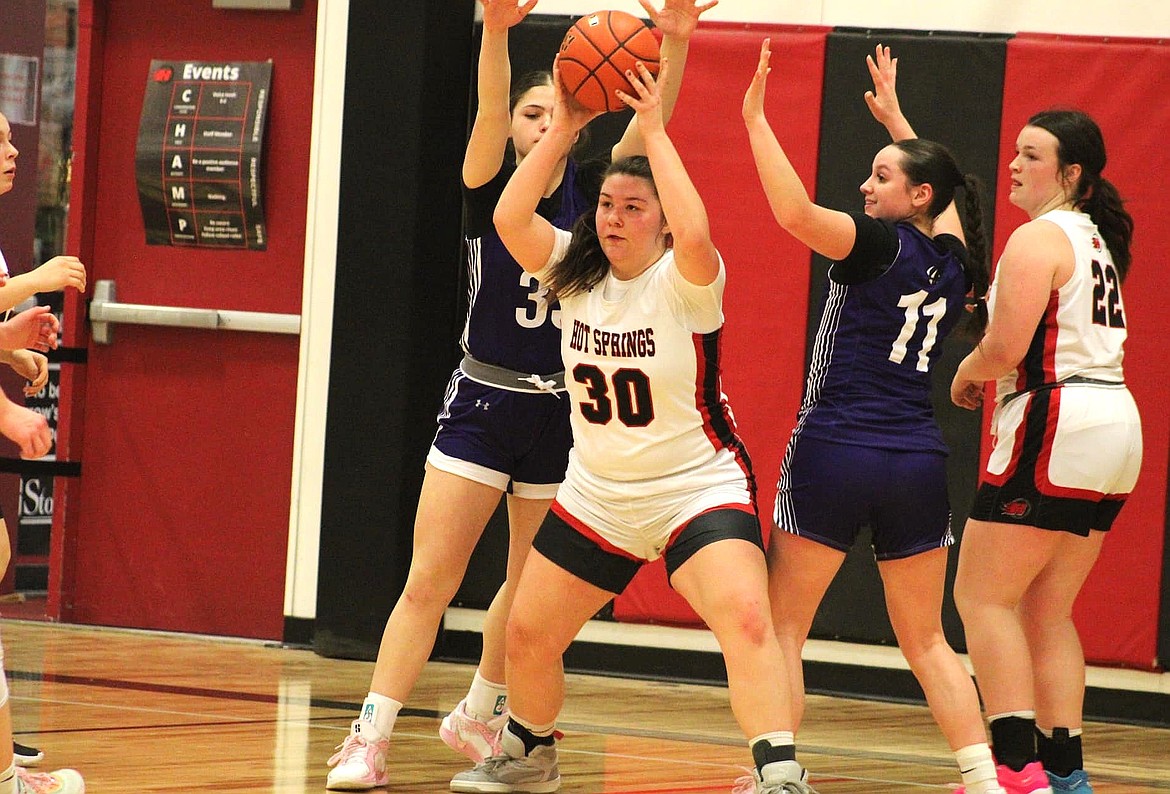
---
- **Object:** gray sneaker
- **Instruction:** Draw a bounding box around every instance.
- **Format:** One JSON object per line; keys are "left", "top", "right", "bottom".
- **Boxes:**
{"left": 732, "top": 760, "right": 818, "bottom": 793}
{"left": 449, "top": 742, "right": 560, "bottom": 793}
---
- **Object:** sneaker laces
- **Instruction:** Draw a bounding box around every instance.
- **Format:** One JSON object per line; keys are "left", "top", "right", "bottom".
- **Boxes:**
{"left": 731, "top": 771, "right": 817, "bottom": 794}
{"left": 732, "top": 773, "right": 758, "bottom": 794}
{"left": 476, "top": 753, "right": 525, "bottom": 774}
{"left": 327, "top": 732, "right": 371, "bottom": 767}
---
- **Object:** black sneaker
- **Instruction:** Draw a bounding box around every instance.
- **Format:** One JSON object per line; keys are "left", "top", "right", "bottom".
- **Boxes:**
{"left": 13, "top": 741, "right": 43, "bottom": 767}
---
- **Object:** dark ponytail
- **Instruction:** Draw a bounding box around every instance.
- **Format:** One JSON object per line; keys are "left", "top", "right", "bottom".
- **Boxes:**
{"left": 959, "top": 173, "right": 990, "bottom": 338}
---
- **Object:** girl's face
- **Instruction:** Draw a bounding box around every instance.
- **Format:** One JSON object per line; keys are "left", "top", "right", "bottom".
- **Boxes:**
{"left": 859, "top": 145, "right": 921, "bottom": 221}
{"left": 0, "top": 113, "right": 18, "bottom": 197}
{"left": 510, "top": 84, "right": 554, "bottom": 159}
{"left": 596, "top": 172, "right": 668, "bottom": 275}
{"left": 1008, "top": 125, "right": 1075, "bottom": 218}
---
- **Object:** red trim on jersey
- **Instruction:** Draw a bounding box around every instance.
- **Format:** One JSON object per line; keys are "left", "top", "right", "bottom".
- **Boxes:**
{"left": 1013, "top": 290, "right": 1061, "bottom": 392}
{"left": 1042, "top": 291, "right": 1059, "bottom": 383}
{"left": 550, "top": 501, "right": 641, "bottom": 561}
{"left": 692, "top": 332, "right": 724, "bottom": 451}
{"left": 691, "top": 331, "right": 756, "bottom": 510}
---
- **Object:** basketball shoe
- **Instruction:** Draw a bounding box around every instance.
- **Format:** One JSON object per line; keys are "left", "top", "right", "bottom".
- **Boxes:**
{"left": 1046, "top": 769, "right": 1092, "bottom": 793}
{"left": 449, "top": 722, "right": 560, "bottom": 793}
{"left": 326, "top": 720, "right": 390, "bottom": 790}
{"left": 440, "top": 699, "right": 507, "bottom": 763}
{"left": 13, "top": 743, "right": 43, "bottom": 767}
{"left": 957, "top": 762, "right": 1053, "bottom": 794}
{"left": 14, "top": 767, "right": 84, "bottom": 794}
{"left": 732, "top": 760, "right": 818, "bottom": 793}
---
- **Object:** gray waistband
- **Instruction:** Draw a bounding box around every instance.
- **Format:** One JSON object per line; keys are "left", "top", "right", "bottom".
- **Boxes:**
{"left": 1002, "top": 375, "right": 1125, "bottom": 406}
{"left": 459, "top": 355, "right": 566, "bottom": 393}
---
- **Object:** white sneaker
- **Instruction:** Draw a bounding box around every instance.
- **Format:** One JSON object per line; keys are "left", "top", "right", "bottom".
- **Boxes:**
{"left": 440, "top": 699, "right": 507, "bottom": 763}
{"left": 326, "top": 720, "right": 390, "bottom": 790}
{"left": 15, "top": 768, "right": 84, "bottom": 794}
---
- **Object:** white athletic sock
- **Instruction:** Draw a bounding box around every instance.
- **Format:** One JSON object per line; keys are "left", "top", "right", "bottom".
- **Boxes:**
{"left": 465, "top": 670, "right": 508, "bottom": 721}
{"left": 0, "top": 762, "right": 15, "bottom": 794}
{"left": 956, "top": 743, "right": 1002, "bottom": 793}
{"left": 1036, "top": 725, "right": 1082, "bottom": 738}
{"left": 359, "top": 691, "right": 402, "bottom": 739}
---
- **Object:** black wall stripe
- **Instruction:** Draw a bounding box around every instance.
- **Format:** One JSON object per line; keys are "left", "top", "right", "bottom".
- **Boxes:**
{"left": 0, "top": 458, "right": 80, "bottom": 477}
{"left": 47, "top": 346, "right": 87, "bottom": 364}
{"left": 313, "top": 0, "right": 475, "bottom": 660}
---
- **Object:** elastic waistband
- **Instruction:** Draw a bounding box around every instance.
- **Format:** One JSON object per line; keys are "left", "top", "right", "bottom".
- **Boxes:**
{"left": 459, "top": 355, "right": 566, "bottom": 393}
{"left": 1002, "top": 375, "right": 1125, "bottom": 406}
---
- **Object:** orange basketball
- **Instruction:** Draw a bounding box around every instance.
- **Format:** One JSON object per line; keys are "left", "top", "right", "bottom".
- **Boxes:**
{"left": 558, "top": 10, "right": 660, "bottom": 113}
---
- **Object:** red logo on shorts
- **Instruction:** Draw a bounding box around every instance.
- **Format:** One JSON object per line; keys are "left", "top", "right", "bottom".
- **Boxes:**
{"left": 1000, "top": 498, "right": 1032, "bottom": 519}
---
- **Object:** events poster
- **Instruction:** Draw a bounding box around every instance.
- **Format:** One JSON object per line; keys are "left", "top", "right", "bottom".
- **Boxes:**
{"left": 135, "top": 60, "right": 271, "bottom": 249}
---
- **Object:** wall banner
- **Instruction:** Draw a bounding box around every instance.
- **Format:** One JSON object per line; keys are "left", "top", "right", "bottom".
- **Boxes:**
{"left": 135, "top": 60, "right": 271, "bottom": 249}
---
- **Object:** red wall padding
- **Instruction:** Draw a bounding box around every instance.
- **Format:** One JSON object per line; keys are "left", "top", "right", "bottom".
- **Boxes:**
{"left": 612, "top": 25, "right": 828, "bottom": 625}
{"left": 996, "top": 34, "right": 1170, "bottom": 668}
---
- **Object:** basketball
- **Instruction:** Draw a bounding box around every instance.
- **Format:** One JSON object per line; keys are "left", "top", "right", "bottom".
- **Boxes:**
{"left": 558, "top": 10, "right": 660, "bottom": 113}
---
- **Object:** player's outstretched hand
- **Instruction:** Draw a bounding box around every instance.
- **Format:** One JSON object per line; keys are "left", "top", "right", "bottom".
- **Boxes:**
{"left": 742, "top": 38, "right": 771, "bottom": 124}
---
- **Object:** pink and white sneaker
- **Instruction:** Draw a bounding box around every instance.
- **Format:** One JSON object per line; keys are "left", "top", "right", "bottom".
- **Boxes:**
{"left": 15, "top": 767, "right": 85, "bottom": 794}
{"left": 439, "top": 699, "right": 507, "bottom": 763}
{"left": 326, "top": 720, "right": 390, "bottom": 791}
{"left": 957, "top": 762, "right": 1053, "bottom": 794}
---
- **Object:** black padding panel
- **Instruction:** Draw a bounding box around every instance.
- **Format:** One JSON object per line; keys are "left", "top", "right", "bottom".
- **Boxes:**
{"left": 315, "top": 0, "right": 475, "bottom": 660}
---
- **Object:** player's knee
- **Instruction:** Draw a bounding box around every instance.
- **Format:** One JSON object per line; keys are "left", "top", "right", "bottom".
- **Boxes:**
{"left": 721, "top": 595, "right": 772, "bottom": 648}
{"left": 400, "top": 569, "right": 461, "bottom": 613}
{"left": 505, "top": 613, "right": 556, "bottom": 665}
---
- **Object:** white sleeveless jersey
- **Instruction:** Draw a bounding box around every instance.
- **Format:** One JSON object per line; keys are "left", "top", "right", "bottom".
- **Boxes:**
{"left": 539, "top": 230, "right": 744, "bottom": 482}
{"left": 990, "top": 209, "right": 1127, "bottom": 402}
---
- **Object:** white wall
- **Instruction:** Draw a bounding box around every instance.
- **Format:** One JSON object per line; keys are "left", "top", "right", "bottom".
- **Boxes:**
{"left": 528, "top": 0, "right": 1170, "bottom": 38}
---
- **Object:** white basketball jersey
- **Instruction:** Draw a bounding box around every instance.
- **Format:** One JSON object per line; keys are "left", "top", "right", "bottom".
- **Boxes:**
{"left": 540, "top": 230, "right": 740, "bottom": 481}
{"left": 990, "top": 209, "right": 1127, "bottom": 402}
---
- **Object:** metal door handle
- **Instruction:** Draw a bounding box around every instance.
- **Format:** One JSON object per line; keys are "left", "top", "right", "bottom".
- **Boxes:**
{"left": 88, "top": 279, "right": 300, "bottom": 344}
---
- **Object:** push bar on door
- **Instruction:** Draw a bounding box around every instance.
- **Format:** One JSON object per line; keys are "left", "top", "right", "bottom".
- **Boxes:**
{"left": 88, "top": 279, "right": 301, "bottom": 344}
